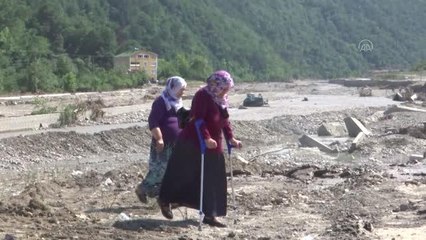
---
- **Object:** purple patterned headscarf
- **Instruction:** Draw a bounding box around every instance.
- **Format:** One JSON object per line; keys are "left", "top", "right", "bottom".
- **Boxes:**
{"left": 204, "top": 70, "right": 234, "bottom": 109}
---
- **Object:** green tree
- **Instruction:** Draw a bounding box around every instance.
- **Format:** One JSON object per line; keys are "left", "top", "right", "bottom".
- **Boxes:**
{"left": 63, "top": 72, "right": 77, "bottom": 93}
{"left": 56, "top": 55, "right": 76, "bottom": 77}
{"left": 27, "top": 58, "right": 59, "bottom": 92}
{"left": 158, "top": 59, "right": 178, "bottom": 80}
{"left": 188, "top": 55, "right": 212, "bottom": 80}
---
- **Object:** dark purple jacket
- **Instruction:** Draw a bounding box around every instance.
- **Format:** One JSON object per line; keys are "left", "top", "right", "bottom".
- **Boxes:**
{"left": 148, "top": 97, "right": 182, "bottom": 145}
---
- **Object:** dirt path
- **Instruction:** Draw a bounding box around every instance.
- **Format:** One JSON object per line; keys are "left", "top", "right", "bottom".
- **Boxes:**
{"left": 1, "top": 81, "right": 425, "bottom": 240}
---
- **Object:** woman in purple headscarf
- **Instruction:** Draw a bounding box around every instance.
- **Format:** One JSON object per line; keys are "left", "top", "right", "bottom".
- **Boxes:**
{"left": 135, "top": 76, "right": 187, "bottom": 203}
{"left": 159, "top": 70, "right": 242, "bottom": 227}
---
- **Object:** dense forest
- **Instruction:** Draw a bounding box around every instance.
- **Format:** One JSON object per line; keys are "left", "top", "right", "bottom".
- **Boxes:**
{"left": 1, "top": 0, "right": 426, "bottom": 93}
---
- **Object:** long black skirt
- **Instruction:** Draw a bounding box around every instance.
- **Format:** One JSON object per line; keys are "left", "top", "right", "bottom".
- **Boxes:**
{"left": 159, "top": 140, "right": 227, "bottom": 217}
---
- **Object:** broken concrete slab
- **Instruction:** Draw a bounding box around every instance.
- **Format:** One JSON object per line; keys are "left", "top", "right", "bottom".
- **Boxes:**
{"left": 236, "top": 155, "right": 249, "bottom": 164}
{"left": 384, "top": 105, "right": 426, "bottom": 115}
{"left": 349, "top": 132, "right": 366, "bottom": 153}
{"left": 393, "top": 92, "right": 405, "bottom": 101}
{"left": 299, "top": 134, "right": 336, "bottom": 153}
{"left": 365, "top": 110, "right": 387, "bottom": 124}
{"left": 317, "top": 122, "right": 347, "bottom": 137}
{"left": 409, "top": 154, "right": 425, "bottom": 162}
{"left": 344, "top": 117, "right": 372, "bottom": 137}
{"left": 38, "top": 123, "right": 49, "bottom": 130}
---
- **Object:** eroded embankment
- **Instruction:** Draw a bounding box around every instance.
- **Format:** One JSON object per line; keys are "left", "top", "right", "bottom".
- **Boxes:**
{"left": 0, "top": 107, "right": 385, "bottom": 171}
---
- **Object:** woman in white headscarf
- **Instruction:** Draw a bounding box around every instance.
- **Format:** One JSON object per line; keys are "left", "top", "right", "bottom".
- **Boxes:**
{"left": 136, "top": 76, "right": 187, "bottom": 202}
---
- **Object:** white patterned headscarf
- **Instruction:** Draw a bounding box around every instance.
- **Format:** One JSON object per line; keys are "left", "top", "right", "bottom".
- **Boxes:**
{"left": 204, "top": 70, "right": 234, "bottom": 109}
{"left": 161, "top": 76, "right": 187, "bottom": 111}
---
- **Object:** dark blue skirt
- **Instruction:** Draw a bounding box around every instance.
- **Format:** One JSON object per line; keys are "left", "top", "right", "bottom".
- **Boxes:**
{"left": 159, "top": 140, "right": 227, "bottom": 217}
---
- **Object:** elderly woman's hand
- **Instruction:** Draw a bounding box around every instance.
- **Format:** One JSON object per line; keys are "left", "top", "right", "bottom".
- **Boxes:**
{"left": 205, "top": 138, "right": 217, "bottom": 149}
{"left": 230, "top": 138, "right": 242, "bottom": 149}
{"left": 156, "top": 139, "right": 164, "bottom": 152}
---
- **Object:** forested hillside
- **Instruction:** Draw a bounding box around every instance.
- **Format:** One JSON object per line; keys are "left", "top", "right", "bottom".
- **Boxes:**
{"left": 1, "top": 0, "right": 426, "bottom": 93}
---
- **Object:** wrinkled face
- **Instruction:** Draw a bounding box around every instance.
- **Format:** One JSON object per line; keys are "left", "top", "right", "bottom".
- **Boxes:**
{"left": 217, "top": 86, "right": 230, "bottom": 98}
{"left": 175, "top": 87, "right": 186, "bottom": 98}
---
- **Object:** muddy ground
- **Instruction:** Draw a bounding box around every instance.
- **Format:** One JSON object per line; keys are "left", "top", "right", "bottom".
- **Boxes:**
{"left": 0, "top": 81, "right": 426, "bottom": 240}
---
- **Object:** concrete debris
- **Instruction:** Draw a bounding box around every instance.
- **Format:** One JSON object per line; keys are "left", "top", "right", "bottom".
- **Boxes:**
{"left": 236, "top": 155, "right": 249, "bottom": 164}
{"left": 117, "top": 212, "right": 131, "bottom": 222}
{"left": 344, "top": 117, "right": 372, "bottom": 137}
{"left": 384, "top": 105, "right": 426, "bottom": 115}
{"left": 71, "top": 170, "right": 84, "bottom": 177}
{"left": 409, "top": 154, "right": 425, "bottom": 162}
{"left": 349, "top": 132, "right": 366, "bottom": 153}
{"left": 359, "top": 86, "right": 372, "bottom": 97}
{"left": 103, "top": 178, "right": 114, "bottom": 186}
{"left": 299, "top": 134, "right": 336, "bottom": 153}
{"left": 38, "top": 123, "right": 49, "bottom": 130}
{"left": 302, "top": 117, "right": 372, "bottom": 153}
{"left": 393, "top": 87, "right": 415, "bottom": 102}
{"left": 300, "top": 117, "right": 372, "bottom": 154}
{"left": 393, "top": 92, "right": 404, "bottom": 101}
{"left": 365, "top": 111, "right": 386, "bottom": 124}
{"left": 317, "top": 122, "right": 347, "bottom": 137}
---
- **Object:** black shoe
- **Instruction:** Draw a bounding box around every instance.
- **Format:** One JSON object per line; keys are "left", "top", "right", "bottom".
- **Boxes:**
{"left": 157, "top": 199, "right": 173, "bottom": 219}
{"left": 203, "top": 217, "right": 226, "bottom": 228}
{"left": 135, "top": 186, "right": 148, "bottom": 203}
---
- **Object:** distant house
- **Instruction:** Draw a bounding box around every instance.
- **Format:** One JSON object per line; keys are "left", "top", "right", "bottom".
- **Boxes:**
{"left": 114, "top": 50, "right": 158, "bottom": 80}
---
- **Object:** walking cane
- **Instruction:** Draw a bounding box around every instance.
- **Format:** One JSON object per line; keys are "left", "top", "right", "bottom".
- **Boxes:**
{"left": 226, "top": 140, "right": 237, "bottom": 224}
{"left": 195, "top": 119, "right": 206, "bottom": 231}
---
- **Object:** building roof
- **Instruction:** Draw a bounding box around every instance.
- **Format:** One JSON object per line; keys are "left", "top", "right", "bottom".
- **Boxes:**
{"left": 115, "top": 49, "right": 158, "bottom": 58}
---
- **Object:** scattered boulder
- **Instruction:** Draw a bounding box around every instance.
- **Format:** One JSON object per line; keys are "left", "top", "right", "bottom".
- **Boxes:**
{"left": 4, "top": 234, "right": 16, "bottom": 240}
{"left": 243, "top": 93, "right": 268, "bottom": 107}
{"left": 317, "top": 122, "right": 347, "bottom": 137}
{"left": 28, "top": 198, "right": 49, "bottom": 211}
{"left": 359, "top": 86, "right": 372, "bottom": 97}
